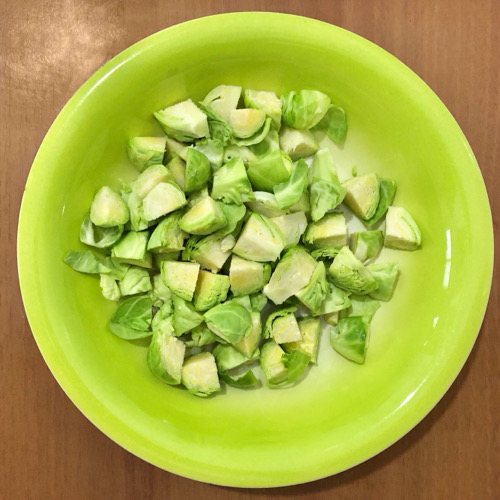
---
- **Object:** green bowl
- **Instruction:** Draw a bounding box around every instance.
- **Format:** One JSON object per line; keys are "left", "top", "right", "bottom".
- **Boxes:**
{"left": 18, "top": 13, "right": 493, "bottom": 487}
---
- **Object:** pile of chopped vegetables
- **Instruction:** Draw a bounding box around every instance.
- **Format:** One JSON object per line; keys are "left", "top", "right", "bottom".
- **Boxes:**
{"left": 65, "top": 85, "right": 421, "bottom": 397}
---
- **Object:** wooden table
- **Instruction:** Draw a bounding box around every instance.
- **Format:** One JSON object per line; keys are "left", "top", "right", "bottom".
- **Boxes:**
{"left": 2, "top": 1, "right": 498, "bottom": 498}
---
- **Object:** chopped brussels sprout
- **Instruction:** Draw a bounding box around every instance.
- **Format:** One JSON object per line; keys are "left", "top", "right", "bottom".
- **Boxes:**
{"left": 245, "top": 191, "right": 287, "bottom": 218}
{"left": 219, "top": 370, "right": 259, "bottom": 388}
{"left": 193, "top": 138, "right": 224, "bottom": 170}
{"left": 264, "top": 307, "right": 302, "bottom": 343}
{"left": 121, "top": 186, "right": 148, "bottom": 231}
{"left": 368, "top": 262, "right": 399, "bottom": 301}
{"left": 111, "top": 231, "right": 149, "bottom": 263}
{"left": 211, "top": 157, "right": 254, "bottom": 205}
{"left": 193, "top": 270, "right": 230, "bottom": 311}
{"left": 384, "top": 206, "right": 421, "bottom": 250}
{"left": 249, "top": 128, "right": 280, "bottom": 157}
{"left": 364, "top": 178, "right": 397, "bottom": 226}
{"left": 183, "top": 233, "right": 233, "bottom": 272}
{"left": 328, "top": 246, "right": 378, "bottom": 295}
{"left": 184, "top": 323, "right": 219, "bottom": 347}
{"left": 230, "top": 294, "right": 252, "bottom": 311}
{"left": 108, "top": 295, "right": 152, "bottom": 339}
{"left": 213, "top": 344, "right": 259, "bottom": 372}
{"left": 281, "top": 90, "right": 331, "bottom": 129}
{"left": 154, "top": 99, "right": 209, "bottom": 142}
{"left": 229, "top": 108, "right": 266, "bottom": 138}
{"left": 147, "top": 325, "right": 186, "bottom": 385}
{"left": 161, "top": 260, "right": 200, "bottom": 301}
{"left": 250, "top": 293, "right": 268, "bottom": 312}
{"left": 329, "top": 316, "right": 368, "bottom": 364}
{"left": 133, "top": 164, "right": 176, "bottom": 200}
{"left": 310, "top": 246, "right": 341, "bottom": 261}
{"left": 229, "top": 256, "right": 271, "bottom": 296}
{"left": 80, "top": 215, "right": 123, "bottom": 249}
{"left": 269, "top": 212, "right": 308, "bottom": 249}
{"left": 172, "top": 295, "right": 204, "bottom": 336}
{"left": 324, "top": 311, "right": 339, "bottom": 325}
{"left": 232, "top": 213, "right": 285, "bottom": 262}
{"left": 164, "top": 136, "right": 189, "bottom": 163}
{"left": 202, "top": 85, "right": 242, "bottom": 122}
{"left": 223, "top": 144, "right": 258, "bottom": 164}
{"left": 319, "top": 281, "right": 351, "bottom": 315}
{"left": 279, "top": 127, "right": 319, "bottom": 161}
{"left": 311, "top": 105, "right": 347, "bottom": 144}
{"left": 142, "top": 182, "right": 186, "bottom": 222}
{"left": 127, "top": 137, "right": 167, "bottom": 172}
{"left": 232, "top": 118, "right": 271, "bottom": 147}
{"left": 247, "top": 150, "right": 291, "bottom": 192}
{"left": 342, "top": 173, "right": 380, "bottom": 221}
{"left": 151, "top": 273, "right": 173, "bottom": 303}
{"left": 90, "top": 186, "right": 129, "bottom": 228}
{"left": 151, "top": 299, "right": 174, "bottom": 331}
{"left": 165, "top": 156, "right": 186, "bottom": 190}
{"left": 295, "top": 261, "right": 329, "bottom": 315}
{"left": 244, "top": 89, "right": 282, "bottom": 129}
{"left": 152, "top": 252, "right": 180, "bottom": 268}
{"left": 119, "top": 267, "right": 152, "bottom": 296}
{"left": 283, "top": 316, "right": 321, "bottom": 364}
{"left": 263, "top": 247, "right": 317, "bottom": 305}
{"left": 273, "top": 159, "right": 309, "bottom": 209}
{"left": 260, "top": 340, "right": 288, "bottom": 385}
{"left": 102, "top": 257, "right": 129, "bottom": 280}
{"left": 310, "top": 148, "right": 338, "bottom": 184}
{"left": 64, "top": 250, "right": 109, "bottom": 274}
{"left": 179, "top": 196, "right": 227, "bottom": 235}
{"left": 181, "top": 352, "right": 220, "bottom": 397}
{"left": 214, "top": 202, "right": 247, "bottom": 236}
{"left": 184, "top": 148, "right": 210, "bottom": 194}
{"left": 99, "top": 274, "right": 120, "bottom": 301}
{"left": 341, "top": 295, "right": 380, "bottom": 323}
{"left": 260, "top": 340, "right": 310, "bottom": 387}
{"left": 233, "top": 311, "right": 262, "bottom": 357}
{"left": 204, "top": 301, "right": 252, "bottom": 344}
{"left": 147, "top": 212, "right": 185, "bottom": 253}
{"left": 289, "top": 190, "right": 311, "bottom": 213}
{"left": 350, "top": 230, "right": 384, "bottom": 262}
{"left": 304, "top": 212, "right": 347, "bottom": 248}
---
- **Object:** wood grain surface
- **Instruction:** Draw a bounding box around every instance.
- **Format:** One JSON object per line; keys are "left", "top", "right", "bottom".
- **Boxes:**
{"left": 2, "top": 1, "right": 498, "bottom": 498}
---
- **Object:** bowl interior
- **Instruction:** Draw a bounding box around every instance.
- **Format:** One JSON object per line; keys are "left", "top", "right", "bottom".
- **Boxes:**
{"left": 18, "top": 13, "right": 493, "bottom": 487}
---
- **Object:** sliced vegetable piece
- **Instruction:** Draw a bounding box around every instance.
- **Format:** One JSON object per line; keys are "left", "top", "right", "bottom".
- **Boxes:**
{"left": 219, "top": 370, "right": 259, "bottom": 388}
{"left": 229, "top": 256, "right": 271, "bottom": 296}
{"left": 232, "top": 213, "right": 285, "bottom": 262}
{"left": 329, "top": 316, "right": 368, "bottom": 364}
{"left": 319, "top": 281, "right": 351, "bottom": 315}
{"left": 263, "top": 247, "right": 317, "bottom": 304}
{"left": 147, "top": 212, "right": 185, "bottom": 253}
{"left": 108, "top": 295, "right": 152, "bottom": 339}
{"left": 229, "top": 108, "right": 266, "bottom": 138}
{"left": 368, "top": 262, "right": 399, "bottom": 301}
{"left": 328, "top": 246, "right": 378, "bottom": 295}
{"left": 350, "top": 230, "right": 384, "bottom": 262}
{"left": 247, "top": 150, "right": 290, "bottom": 192}
{"left": 111, "top": 231, "right": 149, "bottom": 265}
{"left": 303, "top": 212, "right": 347, "bottom": 248}
{"left": 99, "top": 274, "right": 120, "bottom": 301}
{"left": 80, "top": 215, "right": 123, "bottom": 249}
{"left": 64, "top": 250, "right": 109, "bottom": 274}
{"left": 283, "top": 317, "right": 321, "bottom": 364}
{"left": 193, "top": 138, "right": 224, "bottom": 170}
{"left": 147, "top": 323, "right": 186, "bottom": 385}
{"left": 384, "top": 206, "right": 421, "bottom": 250}
{"left": 142, "top": 182, "right": 186, "bottom": 222}
{"left": 233, "top": 311, "right": 262, "bottom": 357}
{"left": 281, "top": 90, "right": 331, "bottom": 129}
{"left": 202, "top": 85, "right": 241, "bottom": 122}
{"left": 172, "top": 295, "right": 204, "bottom": 336}
{"left": 295, "top": 261, "right": 329, "bottom": 315}
{"left": 273, "top": 159, "right": 309, "bottom": 210}
{"left": 341, "top": 295, "right": 380, "bottom": 323}
{"left": 245, "top": 191, "right": 287, "bottom": 218}
{"left": 154, "top": 99, "right": 209, "bottom": 142}
{"left": 90, "top": 186, "right": 129, "bottom": 227}
{"left": 127, "top": 137, "right": 167, "bottom": 172}
{"left": 193, "top": 270, "right": 230, "bottom": 311}
{"left": 204, "top": 301, "right": 252, "bottom": 344}
{"left": 264, "top": 307, "right": 302, "bottom": 343}
{"left": 279, "top": 127, "right": 319, "bottom": 161}
{"left": 161, "top": 260, "right": 200, "bottom": 301}
{"left": 183, "top": 234, "right": 233, "bottom": 272}
{"left": 211, "top": 157, "right": 254, "bottom": 205}
{"left": 342, "top": 173, "right": 380, "bottom": 221}
{"left": 364, "top": 178, "right": 397, "bottom": 226}
{"left": 311, "top": 105, "right": 347, "bottom": 144}
{"left": 184, "top": 148, "right": 210, "bottom": 194}
{"left": 119, "top": 267, "right": 152, "bottom": 296}
{"left": 133, "top": 164, "right": 176, "bottom": 199}
{"left": 181, "top": 352, "right": 220, "bottom": 397}
{"left": 213, "top": 344, "right": 259, "bottom": 372}
{"left": 179, "top": 196, "right": 227, "bottom": 235}
{"left": 270, "top": 212, "right": 308, "bottom": 249}
{"left": 165, "top": 156, "right": 186, "bottom": 190}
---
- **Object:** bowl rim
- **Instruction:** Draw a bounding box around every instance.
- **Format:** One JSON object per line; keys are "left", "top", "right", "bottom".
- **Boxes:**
{"left": 17, "top": 12, "right": 494, "bottom": 487}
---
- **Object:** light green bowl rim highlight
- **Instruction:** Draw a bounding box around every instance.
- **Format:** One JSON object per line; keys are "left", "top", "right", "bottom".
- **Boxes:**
{"left": 17, "top": 12, "right": 493, "bottom": 487}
